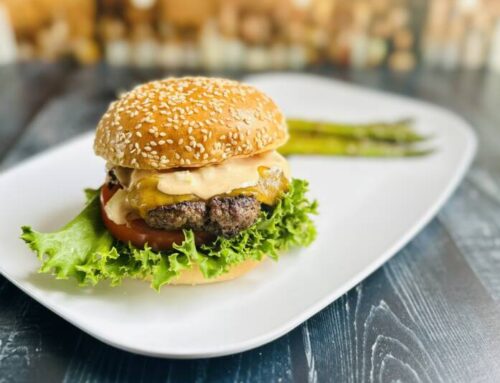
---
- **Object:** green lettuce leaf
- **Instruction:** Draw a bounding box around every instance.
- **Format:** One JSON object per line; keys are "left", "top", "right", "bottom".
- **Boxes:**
{"left": 21, "top": 179, "right": 317, "bottom": 291}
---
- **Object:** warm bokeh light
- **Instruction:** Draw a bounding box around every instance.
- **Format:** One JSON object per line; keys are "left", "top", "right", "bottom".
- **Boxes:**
{"left": 0, "top": 0, "right": 499, "bottom": 71}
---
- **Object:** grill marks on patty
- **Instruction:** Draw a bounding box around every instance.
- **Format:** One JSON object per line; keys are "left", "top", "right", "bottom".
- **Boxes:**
{"left": 145, "top": 196, "right": 261, "bottom": 237}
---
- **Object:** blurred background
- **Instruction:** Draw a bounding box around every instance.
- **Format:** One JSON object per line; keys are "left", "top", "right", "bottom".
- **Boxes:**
{"left": 0, "top": 0, "right": 499, "bottom": 73}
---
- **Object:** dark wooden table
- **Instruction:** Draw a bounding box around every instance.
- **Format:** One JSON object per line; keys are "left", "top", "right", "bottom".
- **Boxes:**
{"left": 1, "top": 63, "right": 500, "bottom": 383}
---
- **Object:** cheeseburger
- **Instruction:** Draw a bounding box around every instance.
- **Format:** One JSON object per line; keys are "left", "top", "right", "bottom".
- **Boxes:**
{"left": 22, "top": 77, "right": 317, "bottom": 290}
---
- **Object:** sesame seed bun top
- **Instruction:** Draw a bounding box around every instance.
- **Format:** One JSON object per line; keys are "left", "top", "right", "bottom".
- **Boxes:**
{"left": 93, "top": 77, "right": 289, "bottom": 169}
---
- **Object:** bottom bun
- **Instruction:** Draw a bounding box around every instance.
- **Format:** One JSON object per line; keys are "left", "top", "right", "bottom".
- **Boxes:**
{"left": 148, "top": 258, "right": 264, "bottom": 286}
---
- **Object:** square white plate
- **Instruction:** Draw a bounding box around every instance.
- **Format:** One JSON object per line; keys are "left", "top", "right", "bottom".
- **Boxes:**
{"left": 0, "top": 73, "right": 476, "bottom": 358}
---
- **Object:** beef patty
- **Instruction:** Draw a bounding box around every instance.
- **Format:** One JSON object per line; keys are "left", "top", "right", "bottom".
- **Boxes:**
{"left": 145, "top": 196, "right": 261, "bottom": 237}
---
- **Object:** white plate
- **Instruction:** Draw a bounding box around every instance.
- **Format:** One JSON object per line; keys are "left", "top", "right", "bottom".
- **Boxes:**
{"left": 0, "top": 73, "right": 476, "bottom": 358}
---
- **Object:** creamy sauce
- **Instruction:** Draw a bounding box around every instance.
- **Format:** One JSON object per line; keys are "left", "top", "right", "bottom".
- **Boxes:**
{"left": 104, "top": 151, "right": 290, "bottom": 225}
{"left": 104, "top": 188, "right": 132, "bottom": 225}
{"left": 129, "top": 151, "right": 289, "bottom": 199}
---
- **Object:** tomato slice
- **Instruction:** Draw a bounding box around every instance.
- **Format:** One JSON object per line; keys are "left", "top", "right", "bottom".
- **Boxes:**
{"left": 100, "top": 184, "right": 212, "bottom": 251}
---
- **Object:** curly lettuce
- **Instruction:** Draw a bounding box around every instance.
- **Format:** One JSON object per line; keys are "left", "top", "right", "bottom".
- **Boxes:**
{"left": 21, "top": 179, "right": 317, "bottom": 290}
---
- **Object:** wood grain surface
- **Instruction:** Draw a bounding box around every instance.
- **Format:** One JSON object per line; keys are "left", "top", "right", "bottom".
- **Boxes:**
{"left": 0, "top": 63, "right": 499, "bottom": 383}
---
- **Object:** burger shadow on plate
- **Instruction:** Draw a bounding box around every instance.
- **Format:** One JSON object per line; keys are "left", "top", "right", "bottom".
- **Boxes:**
{"left": 23, "top": 257, "right": 285, "bottom": 314}
{"left": 22, "top": 268, "right": 284, "bottom": 324}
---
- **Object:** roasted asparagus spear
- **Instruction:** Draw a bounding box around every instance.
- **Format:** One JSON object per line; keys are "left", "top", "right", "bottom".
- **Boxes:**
{"left": 279, "top": 134, "right": 432, "bottom": 157}
{"left": 286, "top": 118, "right": 427, "bottom": 143}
